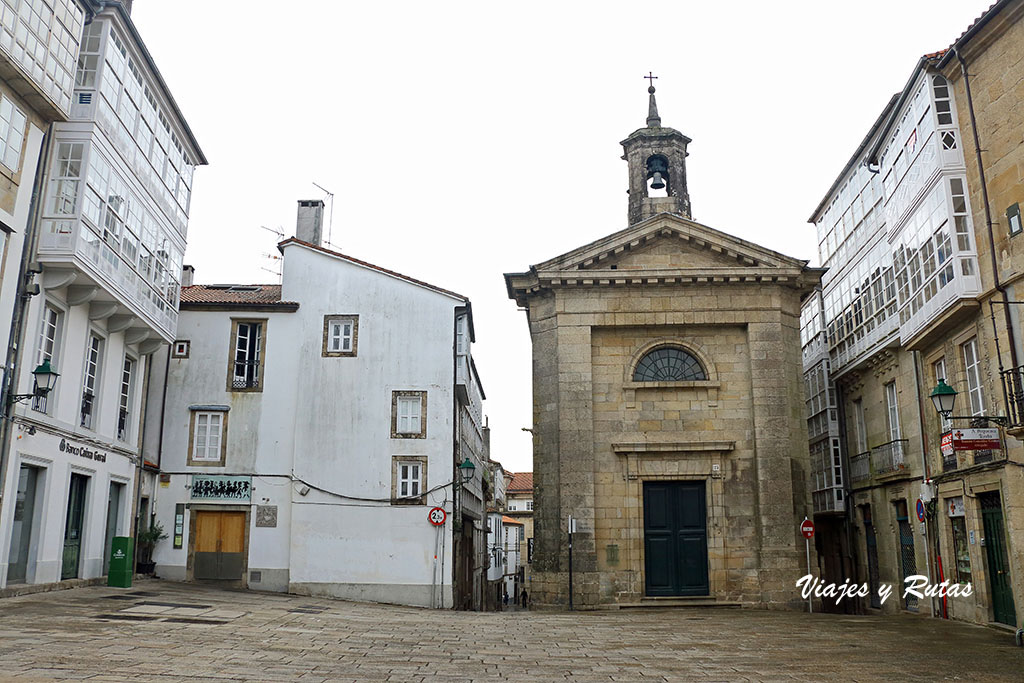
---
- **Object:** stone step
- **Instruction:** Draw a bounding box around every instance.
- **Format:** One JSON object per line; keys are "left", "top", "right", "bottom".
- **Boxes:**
{"left": 616, "top": 597, "right": 743, "bottom": 609}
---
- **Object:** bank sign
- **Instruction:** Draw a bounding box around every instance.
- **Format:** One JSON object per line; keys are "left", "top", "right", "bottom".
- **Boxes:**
{"left": 190, "top": 475, "right": 252, "bottom": 501}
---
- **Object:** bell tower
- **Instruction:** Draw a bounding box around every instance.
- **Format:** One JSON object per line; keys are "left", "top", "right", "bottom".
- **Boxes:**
{"left": 621, "top": 78, "right": 691, "bottom": 225}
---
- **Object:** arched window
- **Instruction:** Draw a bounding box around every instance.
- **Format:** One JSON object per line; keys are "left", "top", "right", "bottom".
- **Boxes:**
{"left": 633, "top": 346, "right": 707, "bottom": 382}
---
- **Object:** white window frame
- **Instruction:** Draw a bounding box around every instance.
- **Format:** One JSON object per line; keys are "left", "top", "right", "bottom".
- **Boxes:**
{"left": 526, "top": 500, "right": 533, "bottom": 511}
{"left": 0, "top": 94, "right": 27, "bottom": 172}
{"left": 80, "top": 332, "right": 104, "bottom": 429}
{"left": 117, "top": 355, "right": 135, "bottom": 441}
{"left": 230, "top": 320, "right": 263, "bottom": 390}
{"left": 398, "top": 461, "right": 422, "bottom": 499}
{"left": 191, "top": 411, "right": 224, "bottom": 463}
{"left": 323, "top": 315, "right": 358, "bottom": 357}
{"left": 853, "top": 398, "right": 867, "bottom": 454}
{"left": 962, "top": 337, "right": 985, "bottom": 415}
{"left": 456, "top": 314, "right": 467, "bottom": 355}
{"left": 397, "top": 396, "right": 421, "bottom": 434}
{"left": 885, "top": 381, "right": 901, "bottom": 443}
{"left": 32, "top": 303, "right": 64, "bottom": 413}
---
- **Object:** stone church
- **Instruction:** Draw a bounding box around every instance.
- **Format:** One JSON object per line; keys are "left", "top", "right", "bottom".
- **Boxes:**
{"left": 505, "top": 86, "right": 823, "bottom": 608}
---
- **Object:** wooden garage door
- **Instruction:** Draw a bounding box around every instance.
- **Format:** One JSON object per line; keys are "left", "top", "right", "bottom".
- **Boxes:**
{"left": 193, "top": 511, "right": 245, "bottom": 580}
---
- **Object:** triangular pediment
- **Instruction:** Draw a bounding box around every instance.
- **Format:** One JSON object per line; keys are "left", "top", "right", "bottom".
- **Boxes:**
{"left": 534, "top": 213, "right": 806, "bottom": 274}
{"left": 504, "top": 213, "right": 823, "bottom": 306}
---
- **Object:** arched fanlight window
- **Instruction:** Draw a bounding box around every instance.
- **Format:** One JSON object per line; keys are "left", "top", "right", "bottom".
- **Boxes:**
{"left": 633, "top": 346, "right": 706, "bottom": 382}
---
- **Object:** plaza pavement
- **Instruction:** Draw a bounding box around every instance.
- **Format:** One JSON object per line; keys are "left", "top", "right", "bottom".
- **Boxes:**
{"left": 0, "top": 580, "right": 1022, "bottom": 681}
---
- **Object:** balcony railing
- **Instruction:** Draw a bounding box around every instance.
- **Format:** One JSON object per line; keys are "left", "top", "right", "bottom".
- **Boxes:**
{"left": 871, "top": 439, "right": 908, "bottom": 475}
{"left": 117, "top": 408, "right": 129, "bottom": 441}
{"left": 231, "top": 361, "right": 260, "bottom": 390}
{"left": 1000, "top": 365, "right": 1024, "bottom": 429}
{"left": 850, "top": 451, "right": 871, "bottom": 482}
{"left": 80, "top": 391, "right": 94, "bottom": 429}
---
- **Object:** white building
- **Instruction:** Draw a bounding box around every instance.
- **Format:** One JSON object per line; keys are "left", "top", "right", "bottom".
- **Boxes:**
{"left": 145, "top": 201, "right": 488, "bottom": 609}
{"left": 0, "top": 2, "right": 205, "bottom": 590}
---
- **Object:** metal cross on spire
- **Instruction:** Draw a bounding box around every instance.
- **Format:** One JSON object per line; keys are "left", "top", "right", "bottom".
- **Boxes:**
{"left": 645, "top": 72, "right": 661, "bottom": 127}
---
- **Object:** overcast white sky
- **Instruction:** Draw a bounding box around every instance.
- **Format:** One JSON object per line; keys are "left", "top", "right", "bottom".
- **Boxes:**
{"left": 131, "top": 0, "right": 993, "bottom": 474}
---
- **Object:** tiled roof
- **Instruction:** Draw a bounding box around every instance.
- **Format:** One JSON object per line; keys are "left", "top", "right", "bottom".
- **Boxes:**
{"left": 278, "top": 238, "right": 468, "bottom": 302}
{"left": 180, "top": 284, "right": 298, "bottom": 307}
{"left": 502, "top": 515, "right": 524, "bottom": 526}
{"left": 508, "top": 472, "right": 533, "bottom": 493}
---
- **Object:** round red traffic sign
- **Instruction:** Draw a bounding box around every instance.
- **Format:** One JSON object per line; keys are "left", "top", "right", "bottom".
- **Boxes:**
{"left": 428, "top": 506, "right": 447, "bottom": 526}
{"left": 800, "top": 519, "right": 815, "bottom": 539}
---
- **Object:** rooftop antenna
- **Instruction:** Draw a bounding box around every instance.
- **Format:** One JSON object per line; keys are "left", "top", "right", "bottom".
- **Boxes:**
{"left": 259, "top": 224, "right": 285, "bottom": 238}
{"left": 258, "top": 225, "right": 285, "bottom": 283}
{"left": 312, "top": 181, "right": 335, "bottom": 248}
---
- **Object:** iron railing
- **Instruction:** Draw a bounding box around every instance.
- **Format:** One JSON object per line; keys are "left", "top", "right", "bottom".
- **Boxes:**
{"left": 871, "top": 439, "right": 908, "bottom": 475}
{"left": 117, "top": 407, "right": 129, "bottom": 441}
{"left": 232, "top": 361, "right": 260, "bottom": 389}
{"left": 850, "top": 451, "right": 871, "bottom": 482}
{"left": 80, "top": 391, "right": 94, "bottom": 428}
{"left": 1000, "top": 365, "right": 1024, "bottom": 428}
{"left": 943, "top": 453, "right": 958, "bottom": 472}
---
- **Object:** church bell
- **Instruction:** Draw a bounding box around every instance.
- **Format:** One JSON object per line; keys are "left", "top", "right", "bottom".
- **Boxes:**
{"left": 650, "top": 172, "right": 666, "bottom": 190}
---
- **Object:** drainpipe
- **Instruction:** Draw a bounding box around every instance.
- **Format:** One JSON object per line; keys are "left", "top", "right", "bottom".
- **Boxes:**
{"left": 954, "top": 49, "right": 1021, "bottom": 380}
{"left": 912, "top": 350, "right": 935, "bottom": 617}
{"left": 0, "top": 123, "right": 54, "bottom": 529}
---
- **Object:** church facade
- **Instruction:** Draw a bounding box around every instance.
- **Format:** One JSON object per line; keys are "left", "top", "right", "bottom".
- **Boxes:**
{"left": 505, "top": 87, "right": 823, "bottom": 608}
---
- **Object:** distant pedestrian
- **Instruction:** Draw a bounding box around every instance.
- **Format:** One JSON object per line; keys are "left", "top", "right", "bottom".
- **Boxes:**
{"left": 503, "top": 591, "right": 509, "bottom": 606}
{"left": 521, "top": 589, "right": 528, "bottom": 608}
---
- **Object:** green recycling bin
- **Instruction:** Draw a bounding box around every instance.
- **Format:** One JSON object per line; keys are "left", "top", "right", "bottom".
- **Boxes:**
{"left": 107, "top": 536, "right": 134, "bottom": 588}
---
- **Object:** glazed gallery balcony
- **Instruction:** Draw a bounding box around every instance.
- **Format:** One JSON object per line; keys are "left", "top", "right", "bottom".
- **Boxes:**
{"left": 36, "top": 217, "right": 177, "bottom": 346}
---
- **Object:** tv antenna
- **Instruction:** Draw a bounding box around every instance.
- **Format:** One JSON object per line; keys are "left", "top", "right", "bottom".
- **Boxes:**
{"left": 258, "top": 225, "right": 285, "bottom": 282}
{"left": 312, "top": 181, "right": 336, "bottom": 248}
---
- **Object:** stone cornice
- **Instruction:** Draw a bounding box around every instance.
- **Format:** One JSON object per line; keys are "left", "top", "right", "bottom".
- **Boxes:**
{"left": 612, "top": 441, "right": 735, "bottom": 454}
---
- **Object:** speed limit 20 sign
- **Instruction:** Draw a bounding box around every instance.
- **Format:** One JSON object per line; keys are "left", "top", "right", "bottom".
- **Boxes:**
{"left": 428, "top": 507, "right": 447, "bottom": 526}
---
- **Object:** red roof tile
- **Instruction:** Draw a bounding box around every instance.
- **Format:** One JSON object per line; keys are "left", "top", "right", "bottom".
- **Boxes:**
{"left": 508, "top": 472, "right": 533, "bottom": 493}
{"left": 180, "top": 284, "right": 298, "bottom": 307}
{"left": 502, "top": 515, "right": 524, "bottom": 526}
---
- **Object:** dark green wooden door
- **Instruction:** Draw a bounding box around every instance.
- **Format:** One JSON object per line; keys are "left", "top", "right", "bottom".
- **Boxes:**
{"left": 643, "top": 481, "right": 708, "bottom": 596}
{"left": 61, "top": 474, "right": 88, "bottom": 580}
{"left": 980, "top": 493, "right": 1017, "bottom": 627}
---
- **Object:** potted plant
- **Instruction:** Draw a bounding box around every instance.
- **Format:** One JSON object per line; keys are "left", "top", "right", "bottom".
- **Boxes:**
{"left": 135, "top": 520, "right": 168, "bottom": 574}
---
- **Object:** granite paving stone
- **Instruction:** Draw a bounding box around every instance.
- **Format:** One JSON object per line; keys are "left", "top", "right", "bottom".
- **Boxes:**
{"left": 0, "top": 580, "right": 1022, "bottom": 681}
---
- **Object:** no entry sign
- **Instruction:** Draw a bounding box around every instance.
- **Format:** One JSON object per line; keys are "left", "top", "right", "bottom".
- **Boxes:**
{"left": 800, "top": 519, "right": 815, "bottom": 539}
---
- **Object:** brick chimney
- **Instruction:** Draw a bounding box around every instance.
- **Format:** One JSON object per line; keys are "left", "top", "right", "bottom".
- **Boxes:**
{"left": 296, "top": 199, "right": 324, "bottom": 246}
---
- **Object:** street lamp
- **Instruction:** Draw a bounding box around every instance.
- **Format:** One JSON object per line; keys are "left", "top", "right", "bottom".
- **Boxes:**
{"left": 928, "top": 379, "right": 1009, "bottom": 427}
{"left": 458, "top": 457, "right": 476, "bottom": 483}
{"left": 929, "top": 379, "right": 957, "bottom": 418}
{"left": 9, "top": 359, "right": 60, "bottom": 404}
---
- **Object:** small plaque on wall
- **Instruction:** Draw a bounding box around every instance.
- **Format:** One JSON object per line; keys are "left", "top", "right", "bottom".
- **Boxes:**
{"left": 255, "top": 505, "right": 278, "bottom": 528}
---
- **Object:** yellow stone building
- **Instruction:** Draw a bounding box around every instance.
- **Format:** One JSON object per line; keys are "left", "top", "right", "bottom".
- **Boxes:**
{"left": 803, "top": 0, "right": 1024, "bottom": 628}
{"left": 506, "top": 87, "right": 822, "bottom": 608}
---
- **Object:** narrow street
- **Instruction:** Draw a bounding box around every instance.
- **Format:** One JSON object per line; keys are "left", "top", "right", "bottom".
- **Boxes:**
{"left": 1, "top": 581, "right": 1021, "bottom": 681}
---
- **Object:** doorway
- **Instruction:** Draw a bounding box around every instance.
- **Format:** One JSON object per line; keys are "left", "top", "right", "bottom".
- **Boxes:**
{"left": 895, "top": 500, "right": 918, "bottom": 611}
{"left": 102, "top": 482, "right": 125, "bottom": 574}
{"left": 643, "top": 481, "right": 709, "bottom": 596}
{"left": 192, "top": 510, "right": 246, "bottom": 580}
{"left": 7, "top": 465, "right": 42, "bottom": 583}
{"left": 61, "top": 473, "right": 89, "bottom": 580}
{"left": 980, "top": 492, "right": 1016, "bottom": 626}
